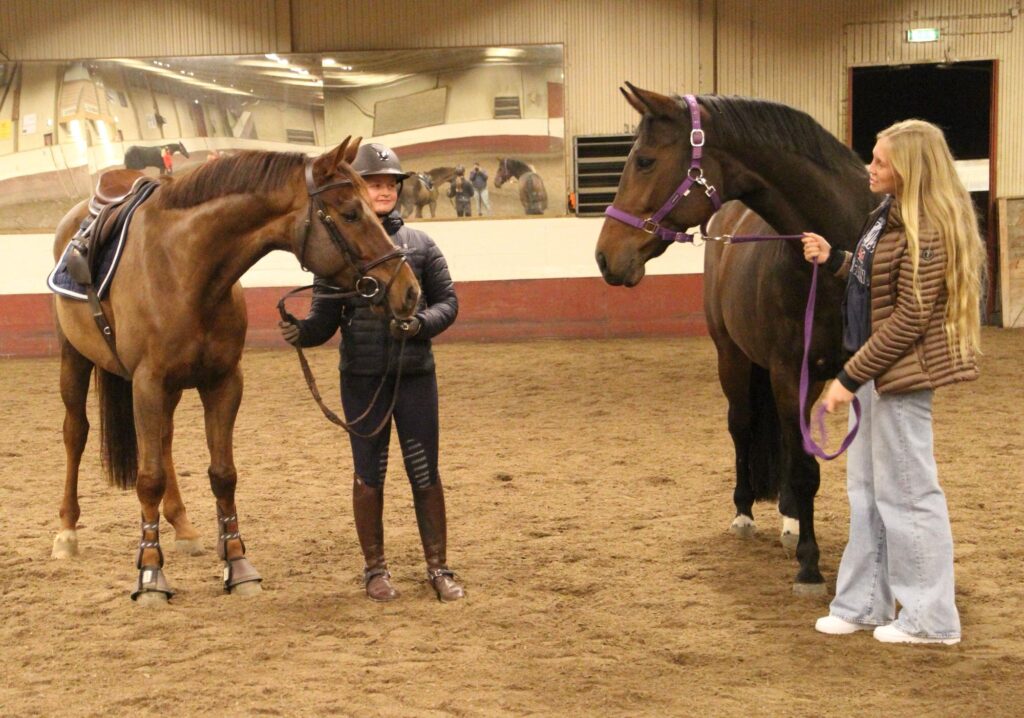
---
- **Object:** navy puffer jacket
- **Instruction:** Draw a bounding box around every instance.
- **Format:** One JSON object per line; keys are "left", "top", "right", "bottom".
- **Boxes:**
{"left": 296, "top": 212, "right": 458, "bottom": 376}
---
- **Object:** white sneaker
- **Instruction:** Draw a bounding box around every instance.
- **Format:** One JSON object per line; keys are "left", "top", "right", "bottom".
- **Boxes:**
{"left": 815, "top": 615, "right": 875, "bottom": 635}
{"left": 873, "top": 623, "right": 960, "bottom": 645}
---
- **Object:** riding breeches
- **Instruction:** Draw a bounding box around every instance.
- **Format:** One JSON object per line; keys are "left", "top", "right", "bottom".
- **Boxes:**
{"left": 340, "top": 372, "right": 440, "bottom": 490}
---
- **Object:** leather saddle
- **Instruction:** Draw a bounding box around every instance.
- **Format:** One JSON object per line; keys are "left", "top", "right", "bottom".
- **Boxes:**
{"left": 65, "top": 169, "right": 157, "bottom": 286}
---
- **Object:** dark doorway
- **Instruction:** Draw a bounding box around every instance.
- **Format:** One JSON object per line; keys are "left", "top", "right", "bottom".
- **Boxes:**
{"left": 850, "top": 60, "right": 998, "bottom": 322}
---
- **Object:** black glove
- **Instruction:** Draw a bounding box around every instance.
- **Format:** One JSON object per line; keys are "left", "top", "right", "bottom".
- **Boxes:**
{"left": 389, "top": 316, "right": 421, "bottom": 340}
{"left": 278, "top": 319, "right": 301, "bottom": 346}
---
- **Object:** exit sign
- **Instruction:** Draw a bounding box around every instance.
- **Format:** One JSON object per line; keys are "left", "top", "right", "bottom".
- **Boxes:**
{"left": 906, "top": 28, "right": 940, "bottom": 42}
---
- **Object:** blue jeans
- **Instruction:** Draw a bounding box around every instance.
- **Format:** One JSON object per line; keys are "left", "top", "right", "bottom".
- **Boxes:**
{"left": 829, "top": 381, "right": 961, "bottom": 639}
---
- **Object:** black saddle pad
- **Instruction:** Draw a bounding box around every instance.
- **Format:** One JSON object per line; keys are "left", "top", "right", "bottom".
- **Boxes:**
{"left": 47, "top": 182, "right": 158, "bottom": 300}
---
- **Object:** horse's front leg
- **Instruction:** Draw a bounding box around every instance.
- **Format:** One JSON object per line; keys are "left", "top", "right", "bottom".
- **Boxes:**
{"left": 199, "top": 366, "right": 261, "bottom": 596}
{"left": 52, "top": 337, "right": 94, "bottom": 559}
{"left": 713, "top": 339, "right": 759, "bottom": 537}
{"left": 771, "top": 369, "right": 827, "bottom": 595}
{"left": 157, "top": 392, "right": 204, "bottom": 555}
{"left": 129, "top": 372, "right": 177, "bottom": 605}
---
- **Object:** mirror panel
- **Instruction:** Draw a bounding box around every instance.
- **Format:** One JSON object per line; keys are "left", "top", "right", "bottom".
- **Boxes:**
{"left": 0, "top": 45, "right": 564, "bottom": 233}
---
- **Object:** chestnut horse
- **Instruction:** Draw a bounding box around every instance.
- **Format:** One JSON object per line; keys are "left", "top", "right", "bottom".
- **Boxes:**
{"left": 51, "top": 139, "right": 420, "bottom": 604}
{"left": 495, "top": 158, "right": 547, "bottom": 215}
{"left": 398, "top": 166, "right": 457, "bottom": 218}
{"left": 596, "top": 85, "right": 876, "bottom": 593}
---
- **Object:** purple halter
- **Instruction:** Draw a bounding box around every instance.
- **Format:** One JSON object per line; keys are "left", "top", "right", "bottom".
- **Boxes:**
{"left": 604, "top": 95, "right": 722, "bottom": 243}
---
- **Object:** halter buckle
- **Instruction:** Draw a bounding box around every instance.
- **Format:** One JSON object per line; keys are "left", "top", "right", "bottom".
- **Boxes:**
{"left": 641, "top": 218, "right": 660, "bottom": 235}
{"left": 690, "top": 128, "right": 706, "bottom": 147}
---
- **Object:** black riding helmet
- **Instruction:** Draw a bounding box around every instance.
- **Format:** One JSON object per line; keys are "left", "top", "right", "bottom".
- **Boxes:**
{"left": 351, "top": 142, "right": 410, "bottom": 180}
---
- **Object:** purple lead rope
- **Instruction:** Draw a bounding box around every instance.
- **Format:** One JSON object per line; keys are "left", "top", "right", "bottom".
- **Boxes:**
{"left": 798, "top": 259, "right": 862, "bottom": 460}
{"left": 727, "top": 236, "right": 863, "bottom": 459}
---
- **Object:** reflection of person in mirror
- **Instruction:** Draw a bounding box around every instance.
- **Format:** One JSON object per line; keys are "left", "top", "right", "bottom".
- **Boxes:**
{"left": 277, "top": 142, "right": 465, "bottom": 605}
{"left": 448, "top": 165, "right": 474, "bottom": 217}
{"left": 469, "top": 162, "right": 489, "bottom": 216}
{"left": 161, "top": 147, "right": 174, "bottom": 175}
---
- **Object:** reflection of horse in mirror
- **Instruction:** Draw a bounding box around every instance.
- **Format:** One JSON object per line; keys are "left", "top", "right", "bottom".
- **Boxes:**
{"left": 124, "top": 142, "right": 190, "bottom": 175}
{"left": 51, "top": 139, "right": 421, "bottom": 604}
{"left": 398, "top": 166, "right": 457, "bottom": 218}
{"left": 596, "top": 85, "right": 875, "bottom": 593}
{"left": 495, "top": 158, "right": 547, "bottom": 215}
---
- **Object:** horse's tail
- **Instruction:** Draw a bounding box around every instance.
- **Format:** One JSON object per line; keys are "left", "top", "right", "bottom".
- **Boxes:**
{"left": 747, "top": 363, "right": 781, "bottom": 501}
{"left": 96, "top": 369, "right": 138, "bottom": 490}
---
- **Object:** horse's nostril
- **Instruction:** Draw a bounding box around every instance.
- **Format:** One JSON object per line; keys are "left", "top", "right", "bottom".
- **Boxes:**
{"left": 406, "top": 285, "right": 418, "bottom": 312}
{"left": 596, "top": 252, "right": 608, "bottom": 273}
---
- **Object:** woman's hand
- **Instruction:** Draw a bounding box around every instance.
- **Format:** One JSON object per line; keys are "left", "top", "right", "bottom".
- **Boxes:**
{"left": 278, "top": 320, "right": 301, "bottom": 346}
{"left": 822, "top": 380, "right": 855, "bottom": 413}
{"left": 801, "top": 232, "right": 832, "bottom": 265}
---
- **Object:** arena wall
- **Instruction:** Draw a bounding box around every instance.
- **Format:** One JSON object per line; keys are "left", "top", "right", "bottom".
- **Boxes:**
{"left": 1, "top": 0, "right": 1022, "bottom": 355}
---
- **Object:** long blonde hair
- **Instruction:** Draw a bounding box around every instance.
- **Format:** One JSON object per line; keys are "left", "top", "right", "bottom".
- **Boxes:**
{"left": 878, "top": 119, "right": 985, "bottom": 361}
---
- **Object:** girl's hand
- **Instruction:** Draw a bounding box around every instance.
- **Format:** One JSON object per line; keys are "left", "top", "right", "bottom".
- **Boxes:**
{"left": 822, "top": 380, "right": 855, "bottom": 413}
{"left": 802, "top": 232, "right": 832, "bottom": 265}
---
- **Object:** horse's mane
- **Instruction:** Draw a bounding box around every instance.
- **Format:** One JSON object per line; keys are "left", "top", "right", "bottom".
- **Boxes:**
{"left": 693, "top": 95, "right": 863, "bottom": 174}
{"left": 504, "top": 158, "right": 534, "bottom": 175}
{"left": 157, "top": 150, "right": 307, "bottom": 209}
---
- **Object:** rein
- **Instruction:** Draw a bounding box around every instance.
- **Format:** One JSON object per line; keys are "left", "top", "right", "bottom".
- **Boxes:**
{"left": 278, "top": 161, "right": 414, "bottom": 438}
{"left": 604, "top": 94, "right": 860, "bottom": 459}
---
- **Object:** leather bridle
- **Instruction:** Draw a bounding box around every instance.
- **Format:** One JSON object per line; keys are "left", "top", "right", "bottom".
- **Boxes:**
{"left": 294, "top": 160, "right": 408, "bottom": 307}
{"left": 279, "top": 160, "right": 416, "bottom": 438}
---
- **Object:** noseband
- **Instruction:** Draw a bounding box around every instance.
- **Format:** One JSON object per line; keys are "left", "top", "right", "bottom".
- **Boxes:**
{"left": 296, "top": 161, "right": 407, "bottom": 306}
{"left": 604, "top": 94, "right": 722, "bottom": 244}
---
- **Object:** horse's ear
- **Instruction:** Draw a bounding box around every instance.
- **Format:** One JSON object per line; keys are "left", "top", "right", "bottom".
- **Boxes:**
{"left": 620, "top": 84, "right": 648, "bottom": 116}
{"left": 623, "top": 82, "right": 681, "bottom": 120}
{"left": 343, "top": 137, "right": 362, "bottom": 165}
{"left": 315, "top": 138, "right": 354, "bottom": 178}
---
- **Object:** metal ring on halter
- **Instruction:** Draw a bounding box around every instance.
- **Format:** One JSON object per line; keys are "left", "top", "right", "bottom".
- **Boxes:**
{"left": 356, "top": 275, "right": 382, "bottom": 299}
{"left": 641, "top": 218, "right": 660, "bottom": 235}
{"left": 689, "top": 128, "right": 706, "bottom": 147}
{"left": 687, "top": 166, "right": 704, "bottom": 181}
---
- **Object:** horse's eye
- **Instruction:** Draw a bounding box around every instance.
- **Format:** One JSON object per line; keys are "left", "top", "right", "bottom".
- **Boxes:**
{"left": 636, "top": 156, "right": 655, "bottom": 170}
{"left": 342, "top": 210, "right": 359, "bottom": 223}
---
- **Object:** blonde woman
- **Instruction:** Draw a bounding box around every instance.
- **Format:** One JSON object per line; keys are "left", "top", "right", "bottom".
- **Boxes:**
{"left": 802, "top": 120, "right": 984, "bottom": 645}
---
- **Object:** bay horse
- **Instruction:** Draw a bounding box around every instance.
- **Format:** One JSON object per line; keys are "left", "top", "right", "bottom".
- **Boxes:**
{"left": 398, "top": 166, "right": 456, "bottom": 218}
{"left": 51, "top": 139, "right": 420, "bottom": 604}
{"left": 124, "top": 142, "right": 190, "bottom": 175}
{"left": 595, "top": 85, "right": 877, "bottom": 594}
{"left": 495, "top": 158, "right": 547, "bottom": 215}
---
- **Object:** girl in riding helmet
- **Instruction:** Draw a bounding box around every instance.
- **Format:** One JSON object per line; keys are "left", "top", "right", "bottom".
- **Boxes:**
{"left": 280, "top": 142, "right": 465, "bottom": 603}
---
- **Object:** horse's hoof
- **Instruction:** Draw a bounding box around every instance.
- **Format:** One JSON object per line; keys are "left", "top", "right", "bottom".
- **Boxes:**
{"left": 174, "top": 538, "right": 204, "bottom": 556}
{"left": 231, "top": 580, "right": 262, "bottom": 597}
{"left": 134, "top": 591, "right": 170, "bottom": 607}
{"left": 729, "top": 515, "right": 756, "bottom": 538}
{"left": 51, "top": 530, "right": 79, "bottom": 559}
{"left": 792, "top": 581, "right": 828, "bottom": 597}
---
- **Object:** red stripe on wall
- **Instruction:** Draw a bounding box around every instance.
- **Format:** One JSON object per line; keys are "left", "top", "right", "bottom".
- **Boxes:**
{"left": 1, "top": 275, "right": 706, "bottom": 358}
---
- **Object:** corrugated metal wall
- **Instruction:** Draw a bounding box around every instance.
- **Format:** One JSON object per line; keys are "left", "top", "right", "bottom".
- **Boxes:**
{"left": 0, "top": 0, "right": 291, "bottom": 58}
{"left": 1, "top": 0, "right": 1020, "bottom": 193}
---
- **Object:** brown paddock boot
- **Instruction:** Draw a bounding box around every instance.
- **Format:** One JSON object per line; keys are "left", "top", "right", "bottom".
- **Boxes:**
{"left": 412, "top": 481, "right": 465, "bottom": 602}
{"left": 352, "top": 476, "right": 399, "bottom": 602}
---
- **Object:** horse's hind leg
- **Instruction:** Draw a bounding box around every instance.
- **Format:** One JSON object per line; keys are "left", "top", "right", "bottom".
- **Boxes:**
{"left": 158, "top": 392, "right": 204, "bottom": 555}
{"left": 52, "top": 338, "right": 94, "bottom": 559}
{"left": 199, "top": 367, "right": 261, "bottom": 596}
